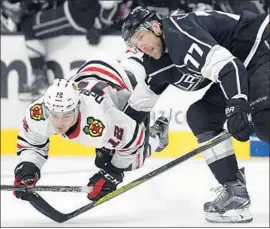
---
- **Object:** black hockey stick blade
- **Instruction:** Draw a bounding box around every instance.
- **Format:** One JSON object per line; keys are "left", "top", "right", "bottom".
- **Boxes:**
{"left": 29, "top": 193, "right": 68, "bottom": 223}
{"left": 28, "top": 132, "right": 231, "bottom": 223}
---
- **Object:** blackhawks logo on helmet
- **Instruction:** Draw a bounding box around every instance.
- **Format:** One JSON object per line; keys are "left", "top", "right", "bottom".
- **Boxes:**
{"left": 29, "top": 103, "right": 45, "bottom": 121}
{"left": 83, "top": 117, "right": 105, "bottom": 137}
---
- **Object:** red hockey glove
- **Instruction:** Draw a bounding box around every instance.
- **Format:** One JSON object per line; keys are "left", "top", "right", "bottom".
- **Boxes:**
{"left": 13, "top": 162, "right": 40, "bottom": 201}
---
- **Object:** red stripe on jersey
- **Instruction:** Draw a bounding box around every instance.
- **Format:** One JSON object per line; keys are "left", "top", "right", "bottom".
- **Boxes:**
{"left": 136, "top": 153, "right": 140, "bottom": 169}
{"left": 81, "top": 66, "right": 128, "bottom": 90}
{"left": 118, "top": 148, "right": 132, "bottom": 152}
{"left": 17, "top": 144, "right": 24, "bottom": 149}
{"left": 118, "top": 128, "right": 145, "bottom": 152}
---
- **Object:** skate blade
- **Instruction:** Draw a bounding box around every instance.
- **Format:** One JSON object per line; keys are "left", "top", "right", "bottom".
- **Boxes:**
{"left": 205, "top": 208, "right": 253, "bottom": 223}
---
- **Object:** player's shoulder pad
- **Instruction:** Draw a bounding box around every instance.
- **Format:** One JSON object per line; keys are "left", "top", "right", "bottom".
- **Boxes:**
{"left": 79, "top": 79, "right": 110, "bottom": 106}
{"left": 74, "top": 52, "right": 133, "bottom": 91}
{"left": 76, "top": 52, "right": 125, "bottom": 75}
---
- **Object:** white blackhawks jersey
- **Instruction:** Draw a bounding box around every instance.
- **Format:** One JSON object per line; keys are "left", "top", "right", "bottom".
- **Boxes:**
{"left": 17, "top": 54, "right": 148, "bottom": 171}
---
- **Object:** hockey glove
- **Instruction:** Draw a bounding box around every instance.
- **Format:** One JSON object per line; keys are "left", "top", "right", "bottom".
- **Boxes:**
{"left": 86, "top": 27, "right": 102, "bottom": 45}
{"left": 225, "top": 98, "right": 252, "bottom": 142}
{"left": 13, "top": 162, "right": 40, "bottom": 201}
{"left": 95, "top": 147, "right": 115, "bottom": 168}
{"left": 87, "top": 163, "right": 124, "bottom": 201}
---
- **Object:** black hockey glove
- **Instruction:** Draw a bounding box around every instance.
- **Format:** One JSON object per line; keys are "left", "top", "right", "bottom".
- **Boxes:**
{"left": 86, "top": 27, "right": 102, "bottom": 45}
{"left": 13, "top": 162, "right": 40, "bottom": 201}
{"left": 225, "top": 98, "right": 252, "bottom": 142}
{"left": 95, "top": 147, "right": 115, "bottom": 168}
{"left": 87, "top": 163, "right": 123, "bottom": 201}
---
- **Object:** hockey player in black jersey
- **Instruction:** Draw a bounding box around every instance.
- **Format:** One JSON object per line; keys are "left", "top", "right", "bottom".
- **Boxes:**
{"left": 121, "top": 6, "right": 269, "bottom": 223}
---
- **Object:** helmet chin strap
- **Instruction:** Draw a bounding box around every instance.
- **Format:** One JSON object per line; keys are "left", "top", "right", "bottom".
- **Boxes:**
{"left": 71, "top": 101, "right": 81, "bottom": 122}
{"left": 74, "top": 105, "right": 80, "bottom": 120}
{"left": 42, "top": 102, "right": 49, "bottom": 119}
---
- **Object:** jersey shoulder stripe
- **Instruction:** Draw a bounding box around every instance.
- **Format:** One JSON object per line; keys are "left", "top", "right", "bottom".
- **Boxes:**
{"left": 76, "top": 60, "right": 128, "bottom": 90}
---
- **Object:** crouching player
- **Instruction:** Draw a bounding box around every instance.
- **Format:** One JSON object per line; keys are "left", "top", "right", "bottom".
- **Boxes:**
{"left": 13, "top": 73, "right": 169, "bottom": 202}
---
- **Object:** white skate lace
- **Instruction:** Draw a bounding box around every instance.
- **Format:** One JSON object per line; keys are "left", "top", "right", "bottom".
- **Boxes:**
{"left": 210, "top": 186, "right": 228, "bottom": 204}
{"left": 210, "top": 186, "right": 224, "bottom": 193}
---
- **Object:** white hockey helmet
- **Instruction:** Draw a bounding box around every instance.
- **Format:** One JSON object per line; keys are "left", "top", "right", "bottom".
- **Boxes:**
{"left": 43, "top": 78, "right": 81, "bottom": 113}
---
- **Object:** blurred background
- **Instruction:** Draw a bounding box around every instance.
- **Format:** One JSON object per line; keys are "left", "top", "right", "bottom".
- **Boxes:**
{"left": 1, "top": 3, "right": 269, "bottom": 226}
{"left": 1, "top": 0, "right": 269, "bottom": 158}
{"left": 1, "top": 0, "right": 269, "bottom": 100}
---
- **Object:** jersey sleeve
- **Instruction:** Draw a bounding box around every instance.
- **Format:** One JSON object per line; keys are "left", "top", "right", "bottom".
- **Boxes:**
{"left": 94, "top": 82, "right": 147, "bottom": 168}
{"left": 82, "top": 79, "right": 148, "bottom": 157}
{"left": 163, "top": 11, "right": 249, "bottom": 100}
{"left": 16, "top": 102, "right": 50, "bottom": 170}
{"left": 102, "top": 102, "right": 148, "bottom": 170}
{"left": 73, "top": 52, "right": 134, "bottom": 92}
{"left": 122, "top": 54, "right": 171, "bottom": 123}
{"left": 103, "top": 105, "right": 146, "bottom": 152}
{"left": 122, "top": 78, "right": 160, "bottom": 123}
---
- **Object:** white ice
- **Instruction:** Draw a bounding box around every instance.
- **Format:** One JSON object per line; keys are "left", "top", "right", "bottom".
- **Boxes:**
{"left": 1, "top": 156, "right": 269, "bottom": 227}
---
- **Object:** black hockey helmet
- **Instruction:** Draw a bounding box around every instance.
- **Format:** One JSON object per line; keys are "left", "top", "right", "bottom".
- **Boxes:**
{"left": 121, "top": 6, "right": 160, "bottom": 50}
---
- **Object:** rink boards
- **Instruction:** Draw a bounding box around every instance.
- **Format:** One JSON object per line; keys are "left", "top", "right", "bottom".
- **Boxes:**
{"left": 1, "top": 129, "right": 250, "bottom": 158}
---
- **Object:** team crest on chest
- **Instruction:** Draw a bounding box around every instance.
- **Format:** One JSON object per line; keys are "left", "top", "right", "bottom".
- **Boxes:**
{"left": 29, "top": 104, "right": 45, "bottom": 121}
{"left": 83, "top": 117, "right": 105, "bottom": 137}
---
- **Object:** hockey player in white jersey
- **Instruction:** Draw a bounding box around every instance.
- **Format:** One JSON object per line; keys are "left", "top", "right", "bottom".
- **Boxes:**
{"left": 13, "top": 57, "right": 169, "bottom": 202}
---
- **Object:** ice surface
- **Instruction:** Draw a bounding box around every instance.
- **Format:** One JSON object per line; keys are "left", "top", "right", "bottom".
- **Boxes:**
{"left": 1, "top": 156, "right": 269, "bottom": 227}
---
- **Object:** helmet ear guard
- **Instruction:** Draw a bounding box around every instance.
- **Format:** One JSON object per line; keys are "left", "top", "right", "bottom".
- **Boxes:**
{"left": 42, "top": 102, "right": 49, "bottom": 119}
{"left": 72, "top": 100, "right": 81, "bottom": 117}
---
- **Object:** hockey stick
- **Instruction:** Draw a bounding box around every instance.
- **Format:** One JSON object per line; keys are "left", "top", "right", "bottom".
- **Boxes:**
{"left": 24, "top": 131, "right": 231, "bottom": 223}
{"left": 1, "top": 110, "right": 174, "bottom": 194}
{"left": 0, "top": 185, "right": 92, "bottom": 193}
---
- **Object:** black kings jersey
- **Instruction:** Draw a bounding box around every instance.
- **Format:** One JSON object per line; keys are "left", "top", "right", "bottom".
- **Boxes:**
{"left": 123, "top": 10, "right": 269, "bottom": 123}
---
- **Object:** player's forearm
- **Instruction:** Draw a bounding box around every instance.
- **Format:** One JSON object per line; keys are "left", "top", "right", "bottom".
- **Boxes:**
{"left": 16, "top": 132, "right": 49, "bottom": 170}
{"left": 123, "top": 81, "right": 159, "bottom": 123}
{"left": 217, "top": 59, "right": 249, "bottom": 100}
{"left": 122, "top": 104, "right": 150, "bottom": 124}
{"left": 16, "top": 149, "right": 47, "bottom": 170}
{"left": 201, "top": 45, "right": 249, "bottom": 100}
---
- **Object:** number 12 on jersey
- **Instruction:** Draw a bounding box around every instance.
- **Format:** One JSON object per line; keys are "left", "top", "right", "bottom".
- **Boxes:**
{"left": 108, "top": 125, "right": 124, "bottom": 148}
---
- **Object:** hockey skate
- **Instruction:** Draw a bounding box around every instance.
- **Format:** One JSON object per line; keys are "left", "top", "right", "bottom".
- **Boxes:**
{"left": 149, "top": 116, "right": 170, "bottom": 152}
{"left": 204, "top": 168, "right": 253, "bottom": 223}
